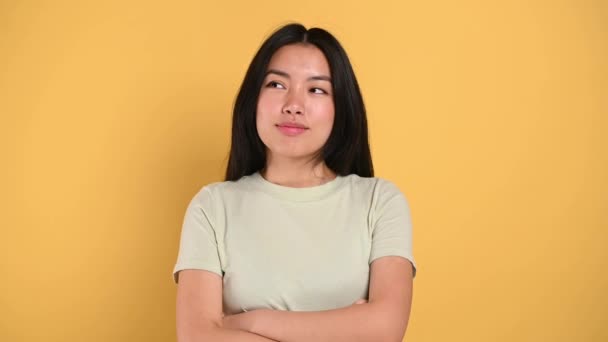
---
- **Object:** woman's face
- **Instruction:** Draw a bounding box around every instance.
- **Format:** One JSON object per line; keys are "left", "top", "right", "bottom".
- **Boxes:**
{"left": 256, "top": 43, "right": 335, "bottom": 162}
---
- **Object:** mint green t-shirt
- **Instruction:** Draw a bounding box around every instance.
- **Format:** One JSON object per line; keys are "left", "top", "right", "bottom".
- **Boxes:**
{"left": 173, "top": 172, "right": 416, "bottom": 314}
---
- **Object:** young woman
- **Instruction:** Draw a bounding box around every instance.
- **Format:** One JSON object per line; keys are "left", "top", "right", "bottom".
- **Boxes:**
{"left": 173, "top": 23, "right": 417, "bottom": 342}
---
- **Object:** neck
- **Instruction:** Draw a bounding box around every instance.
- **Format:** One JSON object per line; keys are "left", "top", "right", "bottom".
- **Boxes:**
{"left": 261, "top": 154, "right": 336, "bottom": 188}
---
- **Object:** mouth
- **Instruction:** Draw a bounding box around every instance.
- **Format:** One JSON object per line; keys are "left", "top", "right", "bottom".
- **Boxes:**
{"left": 276, "top": 124, "right": 308, "bottom": 136}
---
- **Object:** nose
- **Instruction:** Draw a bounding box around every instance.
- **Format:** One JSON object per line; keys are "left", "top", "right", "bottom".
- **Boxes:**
{"left": 282, "top": 90, "right": 304, "bottom": 115}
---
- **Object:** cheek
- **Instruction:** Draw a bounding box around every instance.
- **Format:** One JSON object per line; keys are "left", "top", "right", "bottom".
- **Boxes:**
{"left": 257, "top": 91, "right": 282, "bottom": 113}
{"left": 256, "top": 96, "right": 272, "bottom": 127}
{"left": 255, "top": 112, "right": 271, "bottom": 143}
{"left": 313, "top": 102, "right": 335, "bottom": 135}
{"left": 256, "top": 96, "right": 279, "bottom": 147}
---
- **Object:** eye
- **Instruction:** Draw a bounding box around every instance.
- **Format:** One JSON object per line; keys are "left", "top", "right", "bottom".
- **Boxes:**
{"left": 310, "top": 87, "right": 328, "bottom": 94}
{"left": 266, "top": 81, "right": 285, "bottom": 89}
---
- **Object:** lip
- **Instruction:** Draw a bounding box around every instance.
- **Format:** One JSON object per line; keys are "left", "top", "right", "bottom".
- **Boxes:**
{"left": 276, "top": 122, "right": 309, "bottom": 136}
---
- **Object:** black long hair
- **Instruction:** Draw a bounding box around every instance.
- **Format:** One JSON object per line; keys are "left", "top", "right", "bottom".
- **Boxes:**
{"left": 225, "top": 23, "right": 374, "bottom": 181}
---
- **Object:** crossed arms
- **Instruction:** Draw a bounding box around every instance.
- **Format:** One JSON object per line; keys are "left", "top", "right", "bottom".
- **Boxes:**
{"left": 176, "top": 256, "right": 414, "bottom": 342}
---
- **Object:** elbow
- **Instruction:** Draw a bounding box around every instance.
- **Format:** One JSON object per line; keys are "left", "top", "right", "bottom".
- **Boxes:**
{"left": 368, "top": 306, "right": 409, "bottom": 342}
{"left": 363, "top": 323, "right": 405, "bottom": 342}
{"left": 385, "top": 331, "right": 407, "bottom": 342}
{"left": 384, "top": 316, "right": 410, "bottom": 342}
{"left": 375, "top": 325, "right": 406, "bottom": 342}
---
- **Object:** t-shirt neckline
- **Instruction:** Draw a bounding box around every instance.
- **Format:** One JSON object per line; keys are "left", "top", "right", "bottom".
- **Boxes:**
{"left": 249, "top": 171, "right": 346, "bottom": 202}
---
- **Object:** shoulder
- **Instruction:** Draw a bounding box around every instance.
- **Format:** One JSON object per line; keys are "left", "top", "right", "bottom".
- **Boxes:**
{"left": 188, "top": 174, "right": 258, "bottom": 207}
{"left": 341, "top": 174, "right": 406, "bottom": 200}
{"left": 373, "top": 177, "right": 407, "bottom": 201}
{"left": 355, "top": 176, "right": 410, "bottom": 215}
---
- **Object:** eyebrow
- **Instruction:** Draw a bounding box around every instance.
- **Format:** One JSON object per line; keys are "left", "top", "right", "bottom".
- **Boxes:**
{"left": 266, "top": 69, "right": 332, "bottom": 82}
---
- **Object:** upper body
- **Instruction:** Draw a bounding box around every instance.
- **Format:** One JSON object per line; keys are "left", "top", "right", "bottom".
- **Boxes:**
{"left": 173, "top": 171, "right": 416, "bottom": 314}
{"left": 174, "top": 23, "right": 417, "bottom": 342}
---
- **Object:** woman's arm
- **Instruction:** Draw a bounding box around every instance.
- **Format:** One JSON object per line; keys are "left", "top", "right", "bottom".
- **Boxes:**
{"left": 223, "top": 256, "right": 414, "bottom": 342}
{"left": 176, "top": 269, "right": 278, "bottom": 342}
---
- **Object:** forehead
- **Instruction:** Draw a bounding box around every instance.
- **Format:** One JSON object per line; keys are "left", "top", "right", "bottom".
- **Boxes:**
{"left": 267, "top": 44, "right": 330, "bottom": 75}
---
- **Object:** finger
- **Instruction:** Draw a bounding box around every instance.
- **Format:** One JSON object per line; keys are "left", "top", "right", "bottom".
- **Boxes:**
{"left": 353, "top": 299, "right": 367, "bottom": 305}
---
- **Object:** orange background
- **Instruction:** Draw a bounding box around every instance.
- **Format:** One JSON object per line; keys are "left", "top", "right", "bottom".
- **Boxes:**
{"left": 1, "top": 1, "right": 606, "bottom": 341}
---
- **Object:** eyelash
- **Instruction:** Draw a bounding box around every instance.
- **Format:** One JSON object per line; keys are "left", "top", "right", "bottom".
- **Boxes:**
{"left": 310, "top": 88, "right": 328, "bottom": 95}
{"left": 265, "top": 81, "right": 329, "bottom": 95}
{"left": 266, "top": 81, "right": 285, "bottom": 89}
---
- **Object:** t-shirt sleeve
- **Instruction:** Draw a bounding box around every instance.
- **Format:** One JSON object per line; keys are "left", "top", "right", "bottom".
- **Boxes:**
{"left": 369, "top": 179, "right": 417, "bottom": 277}
{"left": 173, "top": 187, "right": 222, "bottom": 283}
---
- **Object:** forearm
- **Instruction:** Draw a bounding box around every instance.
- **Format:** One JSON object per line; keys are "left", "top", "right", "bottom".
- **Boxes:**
{"left": 180, "top": 326, "right": 279, "bottom": 342}
{"left": 251, "top": 302, "right": 406, "bottom": 342}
